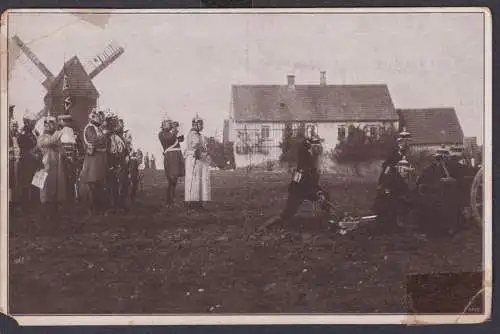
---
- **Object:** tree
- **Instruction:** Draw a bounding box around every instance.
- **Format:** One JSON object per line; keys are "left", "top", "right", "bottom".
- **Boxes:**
{"left": 332, "top": 123, "right": 398, "bottom": 175}
{"left": 279, "top": 122, "right": 306, "bottom": 167}
{"left": 206, "top": 136, "right": 236, "bottom": 170}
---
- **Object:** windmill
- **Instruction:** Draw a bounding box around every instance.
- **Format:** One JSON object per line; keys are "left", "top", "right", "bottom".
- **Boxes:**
{"left": 10, "top": 35, "right": 124, "bottom": 130}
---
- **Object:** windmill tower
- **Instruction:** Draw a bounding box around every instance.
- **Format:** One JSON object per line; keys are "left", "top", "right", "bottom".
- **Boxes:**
{"left": 11, "top": 35, "right": 124, "bottom": 131}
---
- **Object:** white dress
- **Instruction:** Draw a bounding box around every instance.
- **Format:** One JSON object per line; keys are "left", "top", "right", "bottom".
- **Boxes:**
{"left": 184, "top": 129, "right": 211, "bottom": 202}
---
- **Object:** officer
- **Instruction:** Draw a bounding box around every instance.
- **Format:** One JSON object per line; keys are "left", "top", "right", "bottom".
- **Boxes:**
{"left": 263, "top": 126, "right": 335, "bottom": 229}
{"left": 372, "top": 128, "right": 413, "bottom": 232}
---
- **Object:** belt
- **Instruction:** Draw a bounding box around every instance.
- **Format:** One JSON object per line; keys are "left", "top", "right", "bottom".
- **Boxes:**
{"left": 164, "top": 148, "right": 182, "bottom": 153}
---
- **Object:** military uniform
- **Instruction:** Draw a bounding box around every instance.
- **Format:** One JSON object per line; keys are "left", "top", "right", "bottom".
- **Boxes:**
{"left": 159, "top": 119, "right": 185, "bottom": 205}
{"left": 267, "top": 135, "right": 332, "bottom": 228}
{"left": 372, "top": 130, "right": 413, "bottom": 231}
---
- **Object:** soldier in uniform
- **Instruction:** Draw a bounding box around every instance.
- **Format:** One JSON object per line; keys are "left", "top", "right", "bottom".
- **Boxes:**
{"left": 80, "top": 108, "right": 108, "bottom": 215}
{"left": 159, "top": 118, "right": 185, "bottom": 207}
{"left": 129, "top": 148, "right": 143, "bottom": 204}
{"left": 17, "top": 110, "right": 42, "bottom": 211}
{"left": 372, "top": 128, "right": 413, "bottom": 232}
{"left": 415, "top": 145, "right": 468, "bottom": 236}
{"left": 9, "top": 117, "right": 20, "bottom": 212}
{"left": 184, "top": 114, "right": 211, "bottom": 211}
{"left": 57, "top": 114, "right": 78, "bottom": 206}
{"left": 264, "top": 127, "right": 335, "bottom": 229}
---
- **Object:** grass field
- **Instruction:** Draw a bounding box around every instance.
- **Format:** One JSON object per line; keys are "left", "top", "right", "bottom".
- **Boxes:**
{"left": 9, "top": 169, "right": 483, "bottom": 314}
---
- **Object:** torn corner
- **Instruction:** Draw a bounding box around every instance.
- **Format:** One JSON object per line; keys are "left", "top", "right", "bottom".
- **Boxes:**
{"left": 0, "top": 9, "right": 10, "bottom": 27}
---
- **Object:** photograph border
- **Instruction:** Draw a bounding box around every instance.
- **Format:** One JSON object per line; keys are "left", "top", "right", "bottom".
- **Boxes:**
{"left": 0, "top": 6, "right": 493, "bottom": 326}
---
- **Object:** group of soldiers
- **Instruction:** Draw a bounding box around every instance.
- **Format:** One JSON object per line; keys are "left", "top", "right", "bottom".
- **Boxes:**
{"left": 8, "top": 105, "right": 144, "bottom": 220}
{"left": 9, "top": 102, "right": 477, "bottom": 236}
{"left": 265, "top": 125, "right": 477, "bottom": 237}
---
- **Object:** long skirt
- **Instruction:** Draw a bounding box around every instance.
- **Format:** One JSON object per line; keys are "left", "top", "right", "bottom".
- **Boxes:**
{"left": 164, "top": 150, "right": 185, "bottom": 179}
{"left": 40, "top": 151, "right": 67, "bottom": 204}
{"left": 184, "top": 156, "right": 211, "bottom": 202}
{"left": 80, "top": 151, "right": 107, "bottom": 183}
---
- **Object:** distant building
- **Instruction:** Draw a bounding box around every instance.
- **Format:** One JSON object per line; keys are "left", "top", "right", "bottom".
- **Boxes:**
{"left": 225, "top": 72, "right": 399, "bottom": 167}
{"left": 42, "top": 56, "right": 99, "bottom": 132}
{"left": 397, "top": 108, "right": 464, "bottom": 152}
{"left": 464, "top": 136, "right": 481, "bottom": 165}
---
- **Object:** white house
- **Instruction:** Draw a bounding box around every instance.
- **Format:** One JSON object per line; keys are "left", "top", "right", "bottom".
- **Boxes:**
{"left": 224, "top": 72, "right": 400, "bottom": 167}
{"left": 397, "top": 108, "right": 464, "bottom": 153}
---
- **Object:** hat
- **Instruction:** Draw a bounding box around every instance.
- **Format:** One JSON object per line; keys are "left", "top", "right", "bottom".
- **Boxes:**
{"left": 22, "top": 109, "right": 37, "bottom": 121}
{"left": 43, "top": 116, "right": 57, "bottom": 124}
{"left": 192, "top": 113, "right": 203, "bottom": 123}
{"left": 433, "top": 145, "right": 450, "bottom": 157}
{"left": 450, "top": 144, "right": 464, "bottom": 155}
{"left": 397, "top": 127, "right": 411, "bottom": 141}
{"left": 57, "top": 114, "right": 72, "bottom": 122}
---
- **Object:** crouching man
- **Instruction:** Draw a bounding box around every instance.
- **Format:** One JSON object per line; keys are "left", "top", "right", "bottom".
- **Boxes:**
{"left": 263, "top": 130, "right": 336, "bottom": 230}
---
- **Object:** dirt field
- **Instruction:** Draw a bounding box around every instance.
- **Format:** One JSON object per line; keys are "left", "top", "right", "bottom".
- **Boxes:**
{"left": 9, "top": 169, "right": 483, "bottom": 314}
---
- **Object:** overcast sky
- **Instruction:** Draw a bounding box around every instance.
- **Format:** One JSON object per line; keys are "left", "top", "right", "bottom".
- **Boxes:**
{"left": 8, "top": 11, "right": 485, "bottom": 160}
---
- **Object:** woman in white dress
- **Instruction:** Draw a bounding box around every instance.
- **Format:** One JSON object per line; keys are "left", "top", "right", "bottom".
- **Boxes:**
{"left": 184, "top": 114, "right": 211, "bottom": 211}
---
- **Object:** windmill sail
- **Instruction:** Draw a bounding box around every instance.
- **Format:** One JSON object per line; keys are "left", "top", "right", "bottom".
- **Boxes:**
{"left": 11, "top": 35, "right": 55, "bottom": 89}
{"left": 88, "top": 42, "right": 125, "bottom": 79}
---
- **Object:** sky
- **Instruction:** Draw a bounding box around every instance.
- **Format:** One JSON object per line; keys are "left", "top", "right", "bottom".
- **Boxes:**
{"left": 8, "top": 11, "right": 486, "bottom": 161}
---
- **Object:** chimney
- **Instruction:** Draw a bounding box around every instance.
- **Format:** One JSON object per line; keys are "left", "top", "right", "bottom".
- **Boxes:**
{"left": 287, "top": 74, "right": 295, "bottom": 89}
{"left": 320, "top": 71, "right": 327, "bottom": 86}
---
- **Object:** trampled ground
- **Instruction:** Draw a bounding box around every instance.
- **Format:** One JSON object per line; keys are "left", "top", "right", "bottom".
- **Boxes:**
{"left": 9, "top": 169, "right": 483, "bottom": 314}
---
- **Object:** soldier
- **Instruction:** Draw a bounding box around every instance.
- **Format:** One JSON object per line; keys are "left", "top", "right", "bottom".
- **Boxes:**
{"left": 9, "top": 118, "right": 20, "bottom": 212}
{"left": 415, "top": 145, "right": 468, "bottom": 236}
{"left": 372, "top": 128, "right": 413, "bottom": 232}
{"left": 79, "top": 108, "right": 108, "bottom": 215}
{"left": 159, "top": 117, "right": 185, "bottom": 207}
{"left": 184, "top": 114, "right": 211, "bottom": 211}
{"left": 263, "top": 126, "right": 334, "bottom": 229}
{"left": 115, "top": 118, "right": 131, "bottom": 211}
{"left": 17, "top": 110, "right": 42, "bottom": 211}
{"left": 57, "top": 114, "right": 78, "bottom": 206}
{"left": 129, "top": 148, "right": 143, "bottom": 204}
{"left": 37, "top": 115, "right": 67, "bottom": 222}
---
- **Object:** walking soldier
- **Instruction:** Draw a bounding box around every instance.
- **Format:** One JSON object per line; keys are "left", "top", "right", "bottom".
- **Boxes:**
{"left": 159, "top": 117, "right": 185, "bottom": 207}
{"left": 264, "top": 126, "right": 334, "bottom": 229}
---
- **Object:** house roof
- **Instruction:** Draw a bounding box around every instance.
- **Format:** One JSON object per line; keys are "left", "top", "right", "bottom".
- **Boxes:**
{"left": 397, "top": 108, "right": 464, "bottom": 145}
{"left": 45, "top": 56, "right": 99, "bottom": 99}
{"left": 231, "top": 84, "right": 398, "bottom": 122}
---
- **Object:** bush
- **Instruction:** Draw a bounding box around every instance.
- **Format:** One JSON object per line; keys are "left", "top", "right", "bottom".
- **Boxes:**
{"left": 279, "top": 122, "right": 306, "bottom": 165}
{"left": 206, "top": 137, "right": 236, "bottom": 170}
{"left": 331, "top": 124, "right": 398, "bottom": 175}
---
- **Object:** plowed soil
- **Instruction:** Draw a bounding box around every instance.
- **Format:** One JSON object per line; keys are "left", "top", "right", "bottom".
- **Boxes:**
{"left": 9, "top": 169, "right": 483, "bottom": 314}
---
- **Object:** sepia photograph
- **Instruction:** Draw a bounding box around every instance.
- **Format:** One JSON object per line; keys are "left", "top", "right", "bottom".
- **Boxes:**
{"left": 1, "top": 8, "right": 492, "bottom": 325}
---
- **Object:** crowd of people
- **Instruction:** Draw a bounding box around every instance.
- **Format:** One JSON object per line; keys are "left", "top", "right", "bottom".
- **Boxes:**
{"left": 8, "top": 102, "right": 478, "bottom": 237}
{"left": 8, "top": 106, "right": 144, "bottom": 221}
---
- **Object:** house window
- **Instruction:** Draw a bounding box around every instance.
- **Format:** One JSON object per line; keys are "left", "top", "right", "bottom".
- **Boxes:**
{"left": 338, "top": 126, "right": 346, "bottom": 141}
{"left": 261, "top": 125, "right": 270, "bottom": 139}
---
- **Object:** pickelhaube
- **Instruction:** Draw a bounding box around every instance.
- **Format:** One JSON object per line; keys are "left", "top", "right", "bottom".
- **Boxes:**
{"left": 43, "top": 115, "right": 57, "bottom": 125}
{"left": 192, "top": 113, "right": 203, "bottom": 124}
{"left": 434, "top": 144, "right": 450, "bottom": 158}
{"left": 449, "top": 144, "right": 464, "bottom": 157}
{"left": 397, "top": 127, "right": 411, "bottom": 142}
